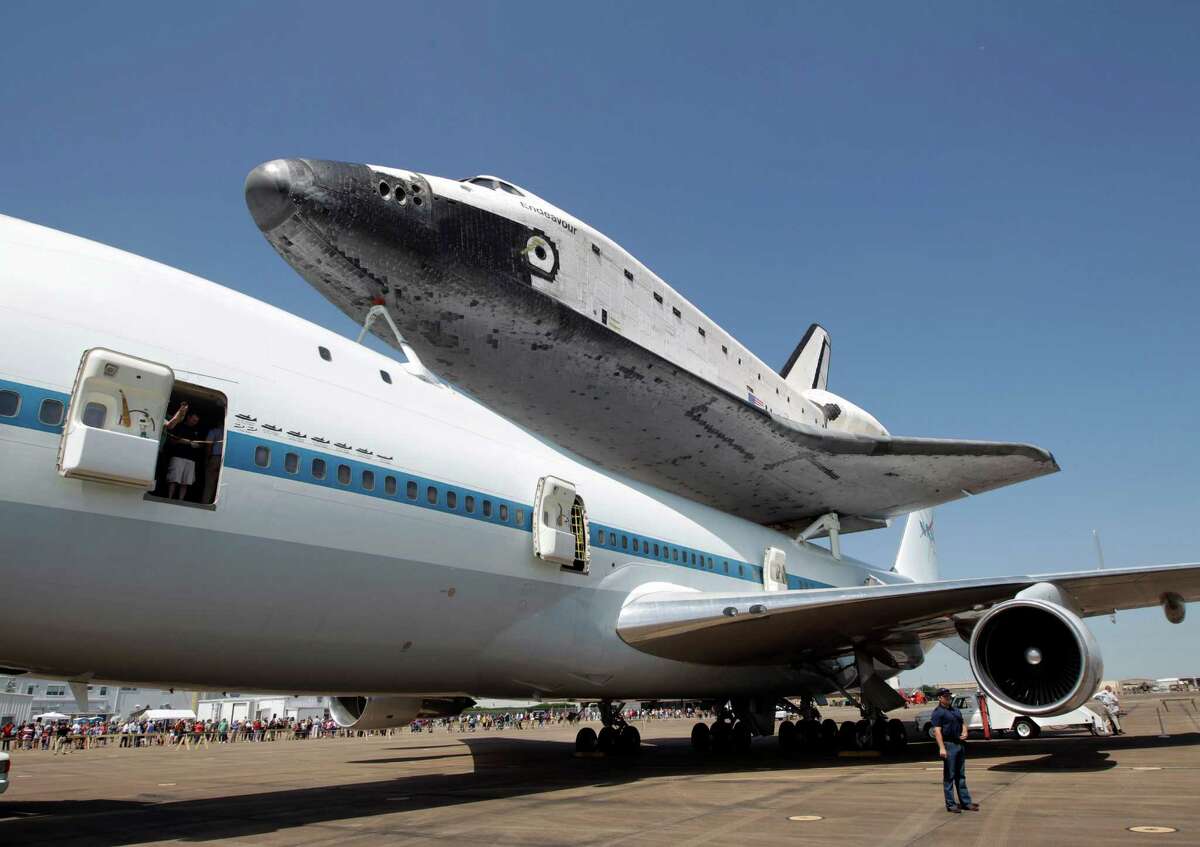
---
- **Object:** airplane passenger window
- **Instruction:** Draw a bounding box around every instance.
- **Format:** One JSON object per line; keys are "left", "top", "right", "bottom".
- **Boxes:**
{"left": 608, "top": 531, "right": 616, "bottom": 545}
{"left": 427, "top": 485, "right": 438, "bottom": 504}
{"left": 407, "top": 480, "right": 417, "bottom": 499}
{"left": 38, "top": 398, "right": 64, "bottom": 426}
{"left": 653, "top": 544, "right": 660, "bottom": 556}
{"left": 0, "top": 390, "right": 18, "bottom": 417}
{"left": 482, "top": 499, "right": 492, "bottom": 517}
{"left": 723, "top": 562, "right": 729, "bottom": 573}
{"left": 362, "top": 470, "right": 375, "bottom": 491}
{"left": 632, "top": 539, "right": 639, "bottom": 552}
{"left": 385, "top": 476, "right": 397, "bottom": 496}
{"left": 595, "top": 528, "right": 604, "bottom": 544}
{"left": 515, "top": 509, "right": 524, "bottom": 525}
{"left": 739, "top": 564, "right": 744, "bottom": 576}
{"left": 254, "top": 446, "right": 271, "bottom": 468}
{"left": 499, "top": 504, "right": 509, "bottom": 521}
{"left": 447, "top": 490, "right": 457, "bottom": 509}
{"left": 690, "top": 553, "right": 696, "bottom": 565}
{"left": 284, "top": 453, "right": 299, "bottom": 474}
{"left": 82, "top": 401, "right": 107, "bottom": 428}
{"left": 465, "top": 495, "right": 475, "bottom": 513}
{"left": 312, "top": 458, "right": 327, "bottom": 480}
{"left": 672, "top": 548, "right": 679, "bottom": 561}
{"left": 621, "top": 535, "right": 628, "bottom": 549}
{"left": 337, "top": 464, "right": 351, "bottom": 485}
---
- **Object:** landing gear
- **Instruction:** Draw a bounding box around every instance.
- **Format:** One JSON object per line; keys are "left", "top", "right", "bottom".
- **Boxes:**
{"left": 690, "top": 721, "right": 711, "bottom": 753}
{"left": 575, "top": 700, "right": 640, "bottom": 757}
{"left": 575, "top": 726, "right": 597, "bottom": 753}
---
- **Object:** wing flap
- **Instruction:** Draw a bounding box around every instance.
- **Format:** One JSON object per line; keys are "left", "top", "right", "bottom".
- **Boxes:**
{"left": 617, "top": 563, "right": 1200, "bottom": 667}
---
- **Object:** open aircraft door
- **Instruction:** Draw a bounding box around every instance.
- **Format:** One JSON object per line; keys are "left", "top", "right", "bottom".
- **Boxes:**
{"left": 763, "top": 546, "right": 788, "bottom": 592}
{"left": 57, "top": 348, "right": 174, "bottom": 488}
{"left": 533, "top": 475, "right": 590, "bottom": 573}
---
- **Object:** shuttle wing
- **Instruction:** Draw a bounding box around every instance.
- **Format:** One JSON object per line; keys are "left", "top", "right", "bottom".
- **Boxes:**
{"left": 759, "top": 413, "right": 1058, "bottom": 534}
{"left": 615, "top": 562, "right": 1200, "bottom": 666}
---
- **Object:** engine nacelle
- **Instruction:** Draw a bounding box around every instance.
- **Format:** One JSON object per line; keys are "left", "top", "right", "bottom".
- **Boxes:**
{"left": 329, "top": 695, "right": 474, "bottom": 730}
{"left": 968, "top": 597, "right": 1103, "bottom": 717}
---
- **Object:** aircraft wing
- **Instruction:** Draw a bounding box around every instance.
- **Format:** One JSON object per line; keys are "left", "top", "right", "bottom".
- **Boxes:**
{"left": 616, "top": 563, "right": 1200, "bottom": 666}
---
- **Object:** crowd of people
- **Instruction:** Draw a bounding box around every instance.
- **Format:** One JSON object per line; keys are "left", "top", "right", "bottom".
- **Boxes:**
{"left": 0, "top": 705, "right": 716, "bottom": 753}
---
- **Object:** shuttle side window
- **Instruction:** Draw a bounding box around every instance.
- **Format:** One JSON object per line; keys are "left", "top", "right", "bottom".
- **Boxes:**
{"left": 0, "top": 390, "right": 19, "bottom": 418}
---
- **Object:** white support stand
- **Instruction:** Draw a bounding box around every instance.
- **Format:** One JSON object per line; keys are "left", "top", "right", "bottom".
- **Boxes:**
{"left": 796, "top": 512, "right": 842, "bottom": 560}
{"left": 356, "top": 304, "right": 440, "bottom": 386}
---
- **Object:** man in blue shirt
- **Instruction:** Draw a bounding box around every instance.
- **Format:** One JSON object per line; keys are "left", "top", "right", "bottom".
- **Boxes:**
{"left": 931, "top": 688, "right": 980, "bottom": 813}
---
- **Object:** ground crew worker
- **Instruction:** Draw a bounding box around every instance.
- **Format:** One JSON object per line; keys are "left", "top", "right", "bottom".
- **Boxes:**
{"left": 931, "top": 688, "right": 979, "bottom": 813}
{"left": 1094, "top": 686, "right": 1123, "bottom": 735}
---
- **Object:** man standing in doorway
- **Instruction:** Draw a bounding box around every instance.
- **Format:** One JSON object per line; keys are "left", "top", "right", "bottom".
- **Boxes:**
{"left": 932, "top": 688, "right": 979, "bottom": 813}
{"left": 164, "top": 402, "right": 204, "bottom": 501}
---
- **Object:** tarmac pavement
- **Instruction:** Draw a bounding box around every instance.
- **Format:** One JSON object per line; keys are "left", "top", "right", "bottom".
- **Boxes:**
{"left": 0, "top": 694, "right": 1196, "bottom": 846}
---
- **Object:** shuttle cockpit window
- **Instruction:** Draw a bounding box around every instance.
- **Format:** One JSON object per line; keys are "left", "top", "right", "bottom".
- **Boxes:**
{"left": 464, "top": 176, "right": 524, "bottom": 197}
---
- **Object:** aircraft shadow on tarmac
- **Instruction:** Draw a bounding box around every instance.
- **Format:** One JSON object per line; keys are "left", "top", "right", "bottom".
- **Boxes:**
{"left": 0, "top": 732, "right": 1196, "bottom": 846}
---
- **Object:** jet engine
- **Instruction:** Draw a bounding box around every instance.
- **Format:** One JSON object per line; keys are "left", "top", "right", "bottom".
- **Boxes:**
{"left": 329, "top": 695, "right": 475, "bottom": 730}
{"left": 968, "top": 597, "right": 1102, "bottom": 716}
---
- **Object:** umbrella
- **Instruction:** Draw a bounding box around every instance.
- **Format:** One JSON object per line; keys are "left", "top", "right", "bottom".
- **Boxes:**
{"left": 33, "top": 712, "right": 69, "bottom": 720}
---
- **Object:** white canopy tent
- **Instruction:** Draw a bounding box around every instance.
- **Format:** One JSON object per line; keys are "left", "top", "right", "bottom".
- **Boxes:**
{"left": 32, "top": 711, "right": 69, "bottom": 720}
{"left": 138, "top": 709, "right": 196, "bottom": 721}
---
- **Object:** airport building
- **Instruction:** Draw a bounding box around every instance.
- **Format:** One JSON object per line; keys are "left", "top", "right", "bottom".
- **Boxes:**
{"left": 196, "top": 694, "right": 328, "bottom": 723}
{"left": 1, "top": 675, "right": 192, "bottom": 722}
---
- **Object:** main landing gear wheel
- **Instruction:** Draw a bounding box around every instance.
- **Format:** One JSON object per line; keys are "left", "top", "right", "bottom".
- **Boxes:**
{"left": 886, "top": 718, "right": 908, "bottom": 751}
{"left": 778, "top": 720, "right": 797, "bottom": 754}
{"left": 871, "top": 719, "right": 888, "bottom": 750}
{"left": 616, "top": 725, "right": 641, "bottom": 756}
{"left": 596, "top": 725, "right": 617, "bottom": 753}
{"left": 691, "top": 721, "right": 711, "bottom": 753}
{"left": 575, "top": 726, "right": 597, "bottom": 754}
{"left": 710, "top": 719, "right": 733, "bottom": 753}
{"left": 853, "top": 719, "right": 873, "bottom": 750}
{"left": 731, "top": 720, "right": 753, "bottom": 754}
{"left": 837, "top": 720, "right": 859, "bottom": 750}
{"left": 820, "top": 719, "right": 839, "bottom": 752}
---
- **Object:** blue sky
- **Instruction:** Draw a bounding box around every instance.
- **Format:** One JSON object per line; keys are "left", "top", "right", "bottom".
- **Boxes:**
{"left": 3, "top": 2, "right": 1197, "bottom": 683}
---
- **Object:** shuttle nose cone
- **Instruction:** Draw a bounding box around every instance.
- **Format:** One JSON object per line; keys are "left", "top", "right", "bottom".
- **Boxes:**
{"left": 244, "top": 159, "right": 311, "bottom": 231}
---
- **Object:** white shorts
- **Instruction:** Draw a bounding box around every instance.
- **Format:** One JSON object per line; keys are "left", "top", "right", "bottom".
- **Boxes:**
{"left": 167, "top": 457, "right": 196, "bottom": 486}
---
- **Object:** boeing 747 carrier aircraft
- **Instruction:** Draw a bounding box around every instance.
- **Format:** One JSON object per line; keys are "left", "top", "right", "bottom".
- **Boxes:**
{"left": 0, "top": 208, "right": 1196, "bottom": 755}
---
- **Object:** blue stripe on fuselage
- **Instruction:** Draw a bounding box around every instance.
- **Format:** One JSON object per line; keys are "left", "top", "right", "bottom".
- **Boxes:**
{"left": 0, "top": 378, "right": 832, "bottom": 589}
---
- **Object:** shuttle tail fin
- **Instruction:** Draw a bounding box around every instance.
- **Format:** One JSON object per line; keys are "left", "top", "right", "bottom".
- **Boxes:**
{"left": 780, "top": 323, "right": 831, "bottom": 391}
{"left": 893, "top": 509, "right": 938, "bottom": 583}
